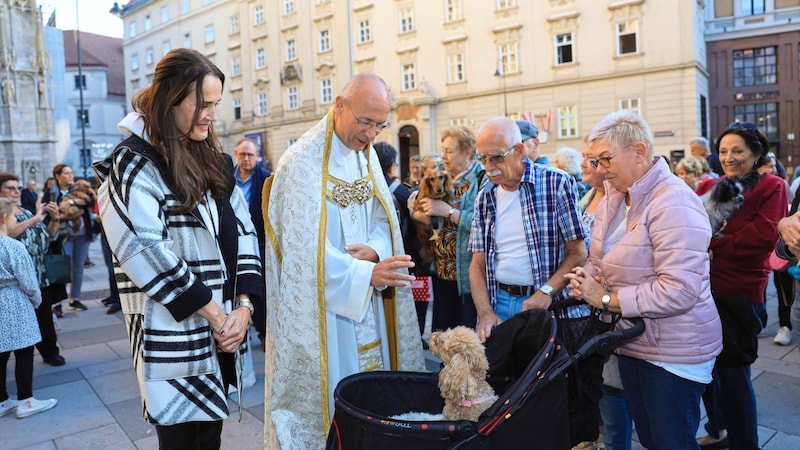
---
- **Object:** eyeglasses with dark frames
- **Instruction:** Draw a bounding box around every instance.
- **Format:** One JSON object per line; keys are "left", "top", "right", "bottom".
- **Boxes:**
{"left": 342, "top": 99, "right": 390, "bottom": 132}
{"left": 2, "top": 185, "right": 21, "bottom": 191}
{"left": 474, "top": 143, "right": 518, "bottom": 165}
{"left": 588, "top": 151, "right": 623, "bottom": 169}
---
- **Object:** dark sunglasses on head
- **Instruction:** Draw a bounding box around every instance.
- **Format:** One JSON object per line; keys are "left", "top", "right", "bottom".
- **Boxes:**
{"left": 727, "top": 121, "right": 759, "bottom": 133}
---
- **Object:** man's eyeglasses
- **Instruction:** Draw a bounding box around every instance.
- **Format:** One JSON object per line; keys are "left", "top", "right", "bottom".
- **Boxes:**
{"left": 588, "top": 152, "right": 622, "bottom": 169}
{"left": 474, "top": 144, "right": 518, "bottom": 165}
{"left": 727, "top": 121, "right": 759, "bottom": 133}
{"left": 342, "top": 99, "right": 390, "bottom": 132}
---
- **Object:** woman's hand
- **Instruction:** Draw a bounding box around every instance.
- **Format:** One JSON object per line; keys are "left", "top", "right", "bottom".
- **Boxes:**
{"left": 419, "top": 198, "right": 451, "bottom": 218}
{"left": 213, "top": 308, "right": 250, "bottom": 353}
{"left": 564, "top": 266, "right": 606, "bottom": 308}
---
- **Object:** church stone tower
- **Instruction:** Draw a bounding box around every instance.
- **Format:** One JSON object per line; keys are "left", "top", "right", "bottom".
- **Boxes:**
{"left": 0, "top": 0, "right": 56, "bottom": 184}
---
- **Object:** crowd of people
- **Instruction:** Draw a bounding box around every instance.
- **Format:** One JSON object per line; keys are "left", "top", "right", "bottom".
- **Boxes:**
{"left": 2, "top": 47, "right": 799, "bottom": 450}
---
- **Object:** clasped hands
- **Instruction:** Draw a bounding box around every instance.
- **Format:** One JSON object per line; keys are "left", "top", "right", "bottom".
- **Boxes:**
{"left": 211, "top": 307, "right": 250, "bottom": 354}
{"left": 564, "top": 266, "right": 605, "bottom": 309}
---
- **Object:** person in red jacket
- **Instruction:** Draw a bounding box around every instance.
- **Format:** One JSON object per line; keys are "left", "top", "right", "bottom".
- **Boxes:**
{"left": 695, "top": 122, "right": 787, "bottom": 450}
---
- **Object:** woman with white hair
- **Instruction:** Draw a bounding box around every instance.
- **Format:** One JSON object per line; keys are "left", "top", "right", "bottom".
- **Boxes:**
{"left": 556, "top": 146, "right": 589, "bottom": 198}
{"left": 565, "top": 110, "right": 722, "bottom": 449}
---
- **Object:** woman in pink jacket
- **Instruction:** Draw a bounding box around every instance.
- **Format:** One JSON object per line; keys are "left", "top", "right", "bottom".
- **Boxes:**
{"left": 566, "top": 110, "right": 722, "bottom": 449}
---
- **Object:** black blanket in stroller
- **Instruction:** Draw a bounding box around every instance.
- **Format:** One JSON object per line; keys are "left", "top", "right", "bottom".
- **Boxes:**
{"left": 326, "top": 309, "right": 572, "bottom": 449}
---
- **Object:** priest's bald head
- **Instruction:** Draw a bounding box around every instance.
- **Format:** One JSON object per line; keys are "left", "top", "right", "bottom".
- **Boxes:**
{"left": 334, "top": 73, "right": 392, "bottom": 151}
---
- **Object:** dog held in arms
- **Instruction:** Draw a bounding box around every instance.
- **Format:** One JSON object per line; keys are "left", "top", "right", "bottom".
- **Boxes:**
{"left": 414, "top": 168, "right": 454, "bottom": 264}
{"left": 700, "top": 171, "right": 760, "bottom": 237}
{"left": 58, "top": 181, "right": 94, "bottom": 232}
{"left": 428, "top": 326, "right": 497, "bottom": 422}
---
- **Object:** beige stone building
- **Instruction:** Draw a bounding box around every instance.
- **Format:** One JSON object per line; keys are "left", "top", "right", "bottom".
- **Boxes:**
{"left": 114, "top": 0, "right": 708, "bottom": 173}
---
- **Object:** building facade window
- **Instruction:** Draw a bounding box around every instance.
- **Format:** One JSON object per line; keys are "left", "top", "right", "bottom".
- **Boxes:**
{"left": 555, "top": 33, "right": 573, "bottom": 65}
{"left": 558, "top": 105, "right": 578, "bottom": 138}
{"left": 287, "top": 86, "right": 299, "bottom": 110}
{"left": 76, "top": 109, "right": 90, "bottom": 127}
{"left": 254, "top": 5, "right": 264, "bottom": 25}
{"left": 205, "top": 24, "right": 215, "bottom": 43}
{"left": 734, "top": 102, "right": 778, "bottom": 141}
{"left": 733, "top": 46, "right": 777, "bottom": 87}
{"left": 401, "top": 63, "right": 416, "bottom": 91}
{"left": 616, "top": 20, "right": 638, "bottom": 55}
{"left": 358, "top": 19, "right": 371, "bottom": 43}
{"left": 285, "top": 39, "right": 297, "bottom": 61}
{"left": 450, "top": 117, "right": 468, "bottom": 127}
{"left": 162, "top": 41, "right": 170, "bottom": 55}
{"left": 74, "top": 75, "right": 86, "bottom": 90}
{"left": 131, "top": 54, "right": 139, "bottom": 71}
{"left": 184, "top": 34, "right": 191, "bottom": 48}
{"left": 320, "top": 79, "right": 332, "bottom": 104}
{"left": 231, "top": 56, "right": 241, "bottom": 76}
{"left": 146, "top": 48, "right": 154, "bottom": 65}
{"left": 229, "top": 15, "right": 239, "bottom": 35}
{"left": 129, "top": 21, "right": 137, "bottom": 38}
{"left": 445, "top": 0, "right": 463, "bottom": 22}
{"left": 256, "top": 48, "right": 266, "bottom": 68}
{"left": 447, "top": 52, "right": 465, "bottom": 83}
{"left": 144, "top": 15, "right": 152, "bottom": 31}
{"left": 700, "top": 94, "right": 708, "bottom": 139}
{"left": 399, "top": 8, "right": 414, "bottom": 33}
{"left": 181, "top": 0, "right": 190, "bottom": 15}
{"left": 619, "top": 98, "right": 640, "bottom": 114}
{"left": 499, "top": 42, "right": 518, "bottom": 74}
{"left": 257, "top": 93, "right": 268, "bottom": 115}
{"left": 284, "top": 0, "right": 295, "bottom": 15}
{"left": 161, "top": 5, "right": 169, "bottom": 24}
{"left": 496, "top": 0, "right": 515, "bottom": 10}
{"left": 742, "top": 0, "right": 766, "bottom": 15}
{"left": 318, "top": 29, "right": 331, "bottom": 52}
{"left": 233, "top": 98, "right": 242, "bottom": 120}
{"left": 203, "top": 0, "right": 212, "bottom": 5}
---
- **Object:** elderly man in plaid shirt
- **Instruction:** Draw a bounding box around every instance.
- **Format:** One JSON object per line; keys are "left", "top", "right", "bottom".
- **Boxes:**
{"left": 469, "top": 116, "right": 599, "bottom": 448}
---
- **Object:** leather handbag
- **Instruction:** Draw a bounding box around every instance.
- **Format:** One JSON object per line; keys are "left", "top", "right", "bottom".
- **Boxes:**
{"left": 44, "top": 240, "right": 71, "bottom": 285}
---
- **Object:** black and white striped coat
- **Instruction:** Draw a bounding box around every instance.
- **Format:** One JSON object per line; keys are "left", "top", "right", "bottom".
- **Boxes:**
{"left": 94, "top": 135, "right": 263, "bottom": 425}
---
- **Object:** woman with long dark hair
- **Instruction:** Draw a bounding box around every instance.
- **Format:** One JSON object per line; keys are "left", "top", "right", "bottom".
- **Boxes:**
{"left": 94, "top": 48, "right": 263, "bottom": 449}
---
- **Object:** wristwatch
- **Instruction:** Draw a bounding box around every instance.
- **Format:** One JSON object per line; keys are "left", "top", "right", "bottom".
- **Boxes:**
{"left": 236, "top": 297, "right": 254, "bottom": 316}
{"left": 601, "top": 293, "right": 611, "bottom": 312}
{"left": 539, "top": 284, "right": 554, "bottom": 296}
{"left": 447, "top": 208, "right": 457, "bottom": 220}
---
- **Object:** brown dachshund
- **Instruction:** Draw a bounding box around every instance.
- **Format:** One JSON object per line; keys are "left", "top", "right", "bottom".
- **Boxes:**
{"left": 414, "top": 169, "right": 453, "bottom": 264}
{"left": 58, "top": 184, "right": 93, "bottom": 231}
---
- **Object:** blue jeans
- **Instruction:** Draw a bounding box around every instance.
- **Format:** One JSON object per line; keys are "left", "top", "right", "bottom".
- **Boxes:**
{"left": 618, "top": 355, "right": 704, "bottom": 450}
{"left": 600, "top": 385, "right": 632, "bottom": 450}
{"left": 63, "top": 234, "right": 90, "bottom": 299}
{"left": 792, "top": 290, "right": 800, "bottom": 348}
{"left": 494, "top": 288, "right": 527, "bottom": 321}
{"left": 716, "top": 365, "right": 759, "bottom": 449}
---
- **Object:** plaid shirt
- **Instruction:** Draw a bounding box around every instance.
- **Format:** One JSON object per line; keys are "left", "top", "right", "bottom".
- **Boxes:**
{"left": 469, "top": 158, "right": 587, "bottom": 317}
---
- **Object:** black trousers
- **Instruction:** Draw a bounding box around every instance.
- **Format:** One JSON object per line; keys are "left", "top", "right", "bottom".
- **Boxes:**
{"left": 155, "top": 420, "right": 224, "bottom": 450}
{"left": 431, "top": 277, "right": 477, "bottom": 332}
{"left": 1, "top": 346, "right": 34, "bottom": 401}
{"left": 35, "top": 285, "right": 65, "bottom": 359}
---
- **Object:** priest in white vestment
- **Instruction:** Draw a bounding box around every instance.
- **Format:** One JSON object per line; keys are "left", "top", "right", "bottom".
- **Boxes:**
{"left": 263, "top": 73, "right": 426, "bottom": 449}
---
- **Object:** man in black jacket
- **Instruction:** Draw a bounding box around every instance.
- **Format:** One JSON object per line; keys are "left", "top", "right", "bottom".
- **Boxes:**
{"left": 20, "top": 180, "right": 37, "bottom": 213}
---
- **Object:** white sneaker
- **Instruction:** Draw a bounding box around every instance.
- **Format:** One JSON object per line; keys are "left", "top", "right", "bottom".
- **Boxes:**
{"left": 774, "top": 326, "right": 793, "bottom": 346}
{"left": 15, "top": 397, "right": 57, "bottom": 419}
{"left": 0, "top": 399, "right": 17, "bottom": 417}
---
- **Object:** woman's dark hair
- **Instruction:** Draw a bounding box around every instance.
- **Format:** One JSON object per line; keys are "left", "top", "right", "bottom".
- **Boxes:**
{"left": 0, "top": 171, "right": 19, "bottom": 190}
{"left": 716, "top": 122, "right": 771, "bottom": 170}
{"left": 52, "top": 164, "right": 70, "bottom": 178}
{"left": 132, "top": 48, "right": 228, "bottom": 213}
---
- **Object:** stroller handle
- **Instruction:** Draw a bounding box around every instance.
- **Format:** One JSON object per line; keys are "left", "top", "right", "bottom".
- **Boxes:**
{"left": 545, "top": 317, "right": 645, "bottom": 383}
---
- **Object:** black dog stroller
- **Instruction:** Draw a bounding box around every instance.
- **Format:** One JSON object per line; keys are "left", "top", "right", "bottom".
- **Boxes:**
{"left": 326, "top": 308, "right": 644, "bottom": 450}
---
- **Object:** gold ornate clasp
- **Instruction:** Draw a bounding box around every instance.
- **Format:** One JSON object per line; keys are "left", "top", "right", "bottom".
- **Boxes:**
{"left": 330, "top": 177, "right": 373, "bottom": 207}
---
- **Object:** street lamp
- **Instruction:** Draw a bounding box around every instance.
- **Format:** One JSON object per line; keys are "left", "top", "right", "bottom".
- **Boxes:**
{"left": 76, "top": 0, "right": 88, "bottom": 179}
{"left": 494, "top": 61, "right": 507, "bottom": 117}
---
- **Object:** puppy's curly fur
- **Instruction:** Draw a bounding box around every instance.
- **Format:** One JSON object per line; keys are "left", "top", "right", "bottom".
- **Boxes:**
{"left": 414, "top": 169, "right": 454, "bottom": 264}
{"left": 429, "top": 326, "right": 497, "bottom": 422}
{"left": 700, "top": 171, "right": 760, "bottom": 237}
